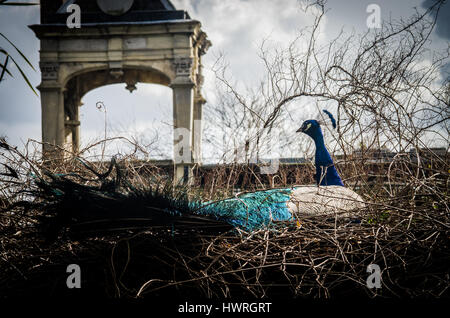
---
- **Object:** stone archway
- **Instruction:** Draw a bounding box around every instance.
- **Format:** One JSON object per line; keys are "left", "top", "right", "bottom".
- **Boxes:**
{"left": 63, "top": 66, "right": 172, "bottom": 153}
{"left": 30, "top": 0, "right": 211, "bottom": 184}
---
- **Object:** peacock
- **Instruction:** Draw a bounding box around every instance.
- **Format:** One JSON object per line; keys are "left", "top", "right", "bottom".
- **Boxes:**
{"left": 5, "top": 111, "right": 364, "bottom": 238}
{"left": 198, "top": 110, "right": 366, "bottom": 230}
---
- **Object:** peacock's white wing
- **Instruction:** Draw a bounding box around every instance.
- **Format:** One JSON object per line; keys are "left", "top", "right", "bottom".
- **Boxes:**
{"left": 287, "top": 186, "right": 365, "bottom": 217}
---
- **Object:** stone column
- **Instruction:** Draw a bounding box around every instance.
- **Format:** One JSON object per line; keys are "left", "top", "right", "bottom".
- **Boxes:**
{"left": 193, "top": 93, "right": 205, "bottom": 164}
{"left": 38, "top": 83, "right": 65, "bottom": 160}
{"left": 64, "top": 103, "right": 81, "bottom": 154}
{"left": 64, "top": 83, "right": 81, "bottom": 154}
{"left": 171, "top": 76, "right": 195, "bottom": 185}
{"left": 71, "top": 103, "right": 80, "bottom": 153}
{"left": 192, "top": 50, "right": 207, "bottom": 165}
{"left": 170, "top": 57, "right": 195, "bottom": 185}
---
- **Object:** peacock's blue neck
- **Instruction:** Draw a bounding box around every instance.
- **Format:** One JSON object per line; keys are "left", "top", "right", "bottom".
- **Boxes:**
{"left": 311, "top": 131, "right": 344, "bottom": 186}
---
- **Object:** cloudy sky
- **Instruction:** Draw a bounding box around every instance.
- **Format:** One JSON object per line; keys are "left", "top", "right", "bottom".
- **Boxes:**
{"left": 0, "top": 0, "right": 448, "bottom": 161}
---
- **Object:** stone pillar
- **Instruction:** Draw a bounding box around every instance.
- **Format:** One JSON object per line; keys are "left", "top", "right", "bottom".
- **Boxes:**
{"left": 64, "top": 84, "right": 81, "bottom": 154}
{"left": 64, "top": 104, "right": 80, "bottom": 154}
{"left": 171, "top": 74, "right": 195, "bottom": 185}
{"left": 39, "top": 83, "right": 65, "bottom": 160}
{"left": 72, "top": 104, "right": 80, "bottom": 153}
{"left": 171, "top": 57, "right": 196, "bottom": 185}
{"left": 193, "top": 93, "right": 205, "bottom": 164}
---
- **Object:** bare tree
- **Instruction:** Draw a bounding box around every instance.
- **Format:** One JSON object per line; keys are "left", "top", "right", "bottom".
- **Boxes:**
{"left": 205, "top": 0, "right": 449, "bottom": 159}
{"left": 202, "top": 0, "right": 449, "bottom": 198}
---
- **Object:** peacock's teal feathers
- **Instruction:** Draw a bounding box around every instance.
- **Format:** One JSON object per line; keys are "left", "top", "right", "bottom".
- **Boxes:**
{"left": 197, "top": 188, "right": 294, "bottom": 231}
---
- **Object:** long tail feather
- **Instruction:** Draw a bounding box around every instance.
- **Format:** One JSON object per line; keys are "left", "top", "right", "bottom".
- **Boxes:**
{"left": 6, "top": 159, "right": 232, "bottom": 240}
{"left": 323, "top": 109, "right": 337, "bottom": 129}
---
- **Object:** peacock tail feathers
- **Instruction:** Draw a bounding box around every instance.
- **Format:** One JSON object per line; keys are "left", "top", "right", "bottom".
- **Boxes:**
{"left": 18, "top": 159, "right": 298, "bottom": 238}
{"left": 197, "top": 188, "right": 294, "bottom": 231}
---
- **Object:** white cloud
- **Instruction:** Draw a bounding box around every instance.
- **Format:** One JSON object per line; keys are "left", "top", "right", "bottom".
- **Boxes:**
{"left": 173, "top": 0, "right": 320, "bottom": 89}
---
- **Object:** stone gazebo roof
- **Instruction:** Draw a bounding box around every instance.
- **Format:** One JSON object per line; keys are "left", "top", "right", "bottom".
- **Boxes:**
{"left": 40, "top": 0, "right": 191, "bottom": 24}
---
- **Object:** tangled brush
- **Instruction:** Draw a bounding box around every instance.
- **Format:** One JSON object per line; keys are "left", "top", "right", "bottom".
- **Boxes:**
{"left": 0, "top": 138, "right": 449, "bottom": 299}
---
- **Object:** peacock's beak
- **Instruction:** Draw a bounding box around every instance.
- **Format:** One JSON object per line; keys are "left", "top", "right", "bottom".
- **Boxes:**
{"left": 297, "top": 123, "right": 310, "bottom": 133}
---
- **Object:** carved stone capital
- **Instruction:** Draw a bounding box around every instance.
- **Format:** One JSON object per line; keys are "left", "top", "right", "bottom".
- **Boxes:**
{"left": 173, "top": 57, "right": 193, "bottom": 77}
{"left": 40, "top": 62, "right": 59, "bottom": 80}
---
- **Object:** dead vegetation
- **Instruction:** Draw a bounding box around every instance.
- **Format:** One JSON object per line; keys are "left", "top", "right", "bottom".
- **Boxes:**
{"left": 0, "top": 137, "right": 448, "bottom": 299}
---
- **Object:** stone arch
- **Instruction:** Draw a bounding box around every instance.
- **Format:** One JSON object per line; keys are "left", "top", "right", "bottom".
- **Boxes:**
{"left": 31, "top": 1, "right": 211, "bottom": 183}
{"left": 78, "top": 81, "right": 174, "bottom": 158}
{"left": 63, "top": 65, "right": 173, "bottom": 91}
{"left": 62, "top": 66, "right": 173, "bottom": 156}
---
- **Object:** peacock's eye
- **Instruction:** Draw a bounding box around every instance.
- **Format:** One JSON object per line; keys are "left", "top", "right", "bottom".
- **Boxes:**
{"left": 304, "top": 123, "right": 312, "bottom": 132}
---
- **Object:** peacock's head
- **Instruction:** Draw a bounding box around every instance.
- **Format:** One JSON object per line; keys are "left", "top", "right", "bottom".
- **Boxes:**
{"left": 296, "top": 110, "right": 337, "bottom": 139}
{"left": 296, "top": 119, "right": 322, "bottom": 138}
